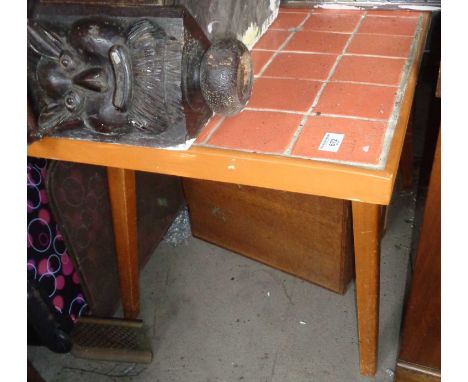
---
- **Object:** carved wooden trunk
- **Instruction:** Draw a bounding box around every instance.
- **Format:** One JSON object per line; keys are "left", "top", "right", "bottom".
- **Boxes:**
{"left": 183, "top": 179, "right": 354, "bottom": 294}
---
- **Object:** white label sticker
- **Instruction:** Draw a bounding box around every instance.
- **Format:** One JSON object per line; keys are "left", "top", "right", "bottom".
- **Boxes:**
{"left": 318, "top": 133, "right": 344, "bottom": 152}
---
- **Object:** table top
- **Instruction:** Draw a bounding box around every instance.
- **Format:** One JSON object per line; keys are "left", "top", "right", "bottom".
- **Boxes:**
{"left": 28, "top": 8, "right": 430, "bottom": 205}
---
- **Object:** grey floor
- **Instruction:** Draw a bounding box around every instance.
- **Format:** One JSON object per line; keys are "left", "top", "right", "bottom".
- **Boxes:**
{"left": 28, "top": 182, "right": 418, "bottom": 382}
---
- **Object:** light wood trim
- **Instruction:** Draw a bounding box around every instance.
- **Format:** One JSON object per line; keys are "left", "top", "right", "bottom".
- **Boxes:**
{"left": 395, "top": 363, "right": 441, "bottom": 382}
{"left": 28, "top": 139, "right": 392, "bottom": 204}
{"left": 107, "top": 167, "right": 139, "bottom": 319}
{"left": 352, "top": 202, "right": 381, "bottom": 376}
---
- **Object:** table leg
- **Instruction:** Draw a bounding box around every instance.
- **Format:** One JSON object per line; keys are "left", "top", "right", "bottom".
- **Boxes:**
{"left": 400, "top": 112, "right": 414, "bottom": 189}
{"left": 352, "top": 201, "right": 381, "bottom": 376}
{"left": 107, "top": 167, "right": 140, "bottom": 319}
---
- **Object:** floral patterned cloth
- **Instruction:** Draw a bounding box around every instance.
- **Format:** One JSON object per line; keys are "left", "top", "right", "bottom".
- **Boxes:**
{"left": 27, "top": 157, "right": 88, "bottom": 325}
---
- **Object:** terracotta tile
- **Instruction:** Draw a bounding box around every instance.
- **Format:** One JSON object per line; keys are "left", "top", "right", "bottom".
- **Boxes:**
{"left": 270, "top": 12, "right": 308, "bottom": 29}
{"left": 367, "top": 10, "right": 420, "bottom": 18}
{"left": 347, "top": 34, "right": 413, "bottom": 58}
{"left": 302, "top": 13, "right": 362, "bottom": 33}
{"left": 251, "top": 50, "right": 274, "bottom": 75}
{"left": 332, "top": 55, "right": 406, "bottom": 85}
{"left": 254, "top": 30, "right": 291, "bottom": 50}
{"left": 359, "top": 15, "right": 419, "bottom": 36}
{"left": 291, "top": 116, "right": 387, "bottom": 165}
{"left": 248, "top": 77, "right": 321, "bottom": 112}
{"left": 315, "top": 82, "right": 397, "bottom": 119}
{"left": 285, "top": 30, "right": 349, "bottom": 53}
{"left": 195, "top": 114, "right": 222, "bottom": 144}
{"left": 207, "top": 111, "right": 302, "bottom": 154}
{"left": 263, "top": 52, "right": 337, "bottom": 80}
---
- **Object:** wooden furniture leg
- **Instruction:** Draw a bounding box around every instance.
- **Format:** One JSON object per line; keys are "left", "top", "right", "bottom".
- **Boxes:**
{"left": 352, "top": 202, "right": 381, "bottom": 376}
{"left": 107, "top": 167, "right": 140, "bottom": 319}
{"left": 400, "top": 111, "right": 414, "bottom": 189}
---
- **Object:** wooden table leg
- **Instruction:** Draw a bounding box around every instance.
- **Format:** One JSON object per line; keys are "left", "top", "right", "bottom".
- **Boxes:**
{"left": 352, "top": 202, "right": 381, "bottom": 376}
{"left": 400, "top": 111, "right": 414, "bottom": 189}
{"left": 107, "top": 167, "right": 140, "bottom": 319}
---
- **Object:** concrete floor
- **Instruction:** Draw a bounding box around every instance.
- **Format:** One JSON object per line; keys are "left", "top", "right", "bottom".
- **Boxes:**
{"left": 28, "top": 182, "right": 417, "bottom": 382}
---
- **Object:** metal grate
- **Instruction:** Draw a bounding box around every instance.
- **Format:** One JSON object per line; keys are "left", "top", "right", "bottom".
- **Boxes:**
{"left": 71, "top": 317, "right": 153, "bottom": 363}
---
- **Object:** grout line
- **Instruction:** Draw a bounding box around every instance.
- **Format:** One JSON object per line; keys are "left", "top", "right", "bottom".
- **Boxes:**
{"left": 376, "top": 14, "right": 424, "bottom": 168}
{"left": 255, "top": 48, "right": 409, "bottom": 60}
{"left": 330, "top": 79, "right": 399, "bottom": 88}
{"left": 200, "top": 116, "right": 226, "bottom": 145}
{"left": 254, "top": 75, "right": 325, "bottom": 81}
{"left": 283, "top": 10, "right": 368, "bottom": 155}
{"left": 355, "top": 32, "right": 417, "bottom": 38}
{"left": 343, "top": 52, "right": 409, "bottom": 60}
{"left": 270, "top": 28, "right": 353, "bottom": 35}
{"left": 279, "top": 8, "right": 420, "bottom": 19}
{"left": 253, "top": 75, "right": 399, "bottom": 88}
{"left": 243, "top": 107, "right": 388, "bottom": 122}
{"left": 363, "top": 14, "right": 420, "bottom": 19}
{"left": 246, "top": 107, "right": 386, "bottom": 120}
{"left": 256, "top": 13, "right": 312, "bottom": 77}
{"left": 254, "top": 48, "right": 336, "bottom": 54}
{"left": 316, "top": 113, "right": 387, "bottom": 123}
{"left": 245, "top": 107, "right": 308, "bottom": 116}
{"left": 313, "top": 113, "right": 388, "bottom": 122}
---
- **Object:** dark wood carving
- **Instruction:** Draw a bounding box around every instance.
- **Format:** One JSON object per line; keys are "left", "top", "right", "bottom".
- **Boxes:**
{"left": 27, "top": 2, "right": 253, "bottom": 146}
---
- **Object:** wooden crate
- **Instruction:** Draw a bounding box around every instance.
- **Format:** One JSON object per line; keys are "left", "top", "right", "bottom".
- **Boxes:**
{"left": 183, "top": 179, "right": 354, "bottom": 294}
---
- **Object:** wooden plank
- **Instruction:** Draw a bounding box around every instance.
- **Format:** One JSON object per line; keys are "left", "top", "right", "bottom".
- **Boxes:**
{"left": 398, "top": 131, "right": 440, "bottom": 370}
{"left": 107, "top": 167, "right": 140, "bottom": 319}
{"left": 352, "top": 201, "right": 381, "bottom": 376}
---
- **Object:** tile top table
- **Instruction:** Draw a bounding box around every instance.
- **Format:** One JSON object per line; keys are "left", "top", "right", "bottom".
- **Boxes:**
{"left": 197, "top": 8, "right": 424, "bottom": 169}
{"left": 28, "top": 7, "right": 431, "bottom": 377}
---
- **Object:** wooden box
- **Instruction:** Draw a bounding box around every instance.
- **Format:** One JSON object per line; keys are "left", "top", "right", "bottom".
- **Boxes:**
{"left": 183, "top": 179, "right": 354, "bottom": 294}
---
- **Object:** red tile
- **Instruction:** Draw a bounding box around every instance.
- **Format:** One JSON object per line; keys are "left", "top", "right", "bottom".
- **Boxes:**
{"left": 359, "top": 15, "right": 419, "bottom": 36}
{"left": 207, "top": 111, "right": 302, "bottom": 154}
{"left": 367, "top": 10, "right": 420, "bottom": 18}
{"left": 248, "top": 77, "right": 321, "bottom": 112}
{"left": 347, "top": 34, "right": 413, "bottom": 58}
{"left": 251, "top": 50, "right": 274, "bottom": 75}
{"left": 332, "top": 55, "right": 406, "bottom": 85}
{"left": 254, "top": 30, "right": 291, "bottom": 50}
{"left": 291, "top": 116, "right": 387, "bottom": 165}
{"left": 315, "top": 82, "right": 397, "bottom": 119}
{"left": 263, "top": 52, "right": 337, "bottom": 81}
{"left": 195, "top": 114, "right": 222, "bottom": 144}
{"left": 270, "top": 13, "right": 308, "bottom": 29}
{"left": 285, "top": 30, "right": 349, "bottom": 53}
{"left": 302, "top": 13, "right": 361, "bottom": 33}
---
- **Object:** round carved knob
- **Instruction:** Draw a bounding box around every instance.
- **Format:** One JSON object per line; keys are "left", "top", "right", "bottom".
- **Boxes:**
{"left": 200, "top": 38, "right": 253, "bottom": 116}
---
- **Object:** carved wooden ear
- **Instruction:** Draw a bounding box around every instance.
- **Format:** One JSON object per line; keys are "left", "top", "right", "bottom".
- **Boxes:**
{"left": 27, "top": 20, "right": 63, "bottom": 60}
{"left": 38, "top": 103, "right": 68, "bottom": 135}
{"left": 200, "top": 38, "right": 253, "bottom": 116}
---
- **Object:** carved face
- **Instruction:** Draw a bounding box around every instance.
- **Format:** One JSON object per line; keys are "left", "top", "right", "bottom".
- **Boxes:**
{"left": 28, "top": 19, "right": 137, "bottom": 136}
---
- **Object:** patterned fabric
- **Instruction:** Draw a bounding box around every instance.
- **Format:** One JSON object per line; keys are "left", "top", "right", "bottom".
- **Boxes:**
{"left": 27, "top": 157, "right": 88, "bottom": 325}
